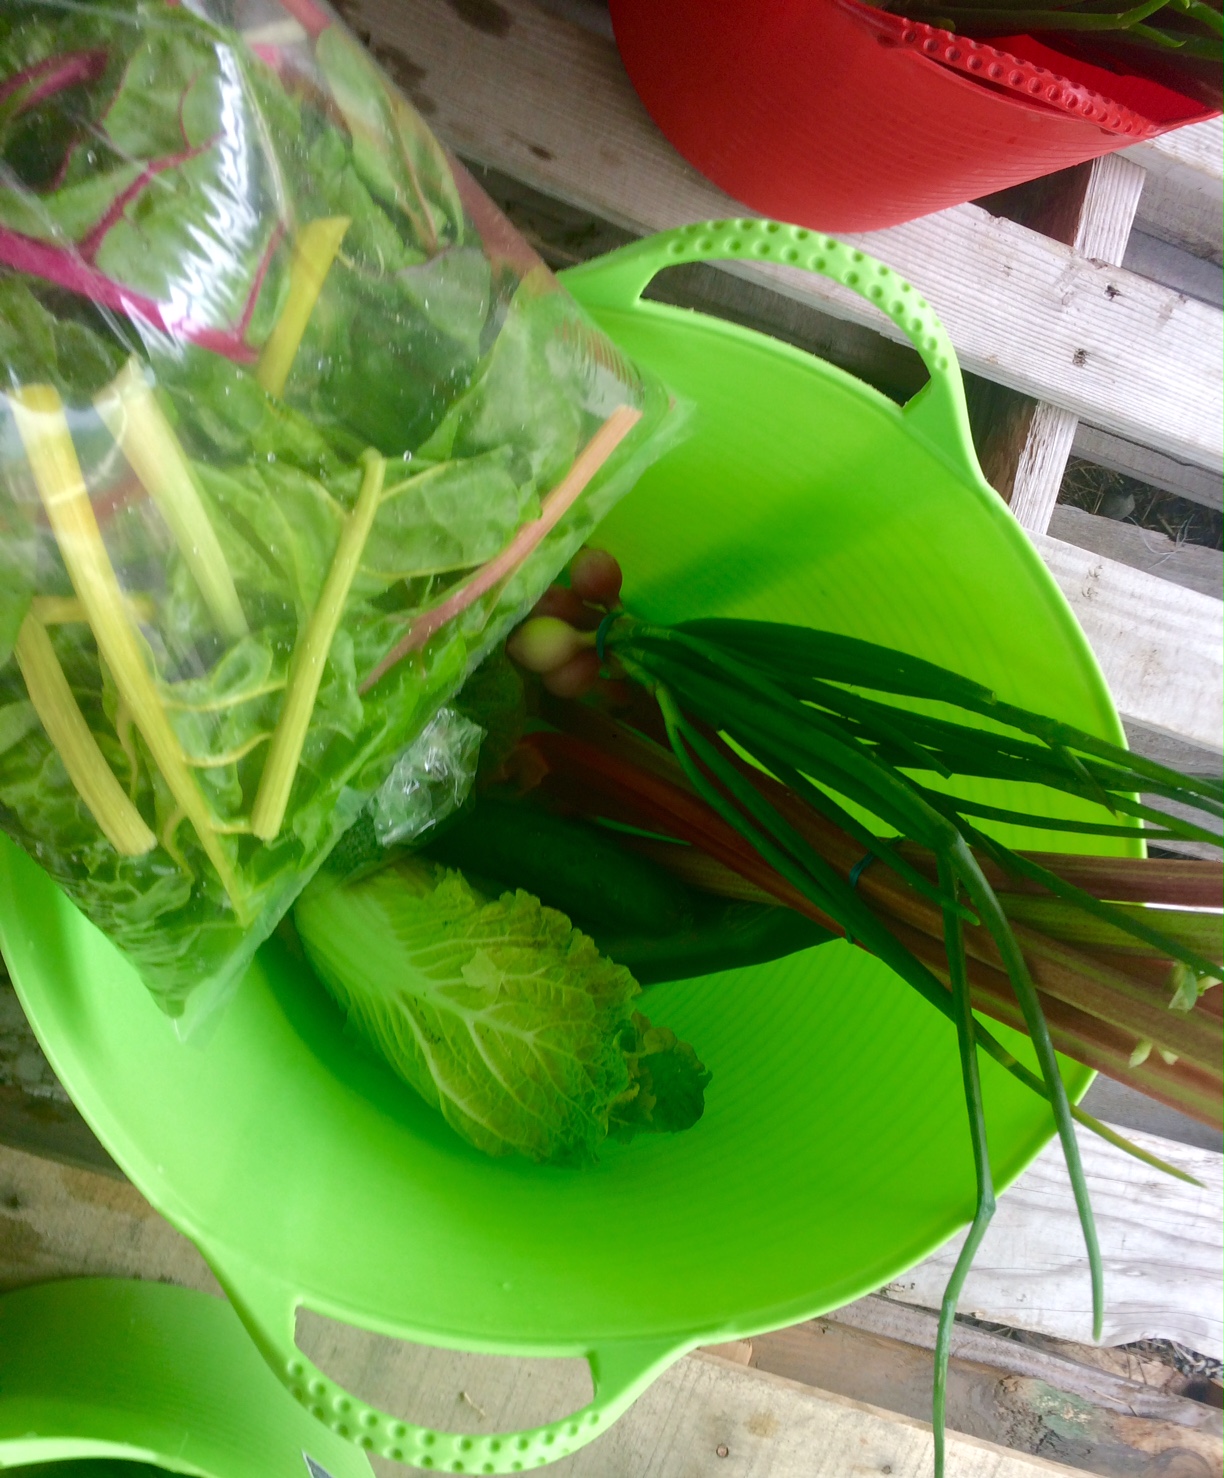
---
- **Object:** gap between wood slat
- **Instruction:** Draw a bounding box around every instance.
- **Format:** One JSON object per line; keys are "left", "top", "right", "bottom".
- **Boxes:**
{"left": 975, "top": 154, "right": 1146, "bottom": 537}
{"left": 1072, "top": 425, "right": 1224, "bottom": 513}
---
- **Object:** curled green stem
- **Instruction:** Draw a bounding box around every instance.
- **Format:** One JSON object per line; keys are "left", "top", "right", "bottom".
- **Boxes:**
{"left": 933, "top": 856, "right": 996, "bottom": 1478}
{"left": 952, "top": 836, "right": 1105, "bottom": 1341}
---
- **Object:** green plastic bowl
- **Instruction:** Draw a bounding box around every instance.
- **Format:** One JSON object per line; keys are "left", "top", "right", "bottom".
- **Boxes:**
{"left": 0, "top": 1278, "right": 372, "bottom": 1475}
{"left": 0, "top": 221, "right": 1130, "bottom": 1473}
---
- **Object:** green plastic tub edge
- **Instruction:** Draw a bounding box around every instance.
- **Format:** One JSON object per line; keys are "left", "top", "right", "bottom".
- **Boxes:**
{"left": 0, "top": 1278, "right": 372, "bottom": 1475}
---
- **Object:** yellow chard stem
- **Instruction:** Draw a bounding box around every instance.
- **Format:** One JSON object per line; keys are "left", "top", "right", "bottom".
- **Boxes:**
{"left": 251, "top": 449, "right": 385, "bottom": 841}
{"left": 9, "top": 385, "right": 246, "bottom": 914}
{"left": 94, "top": 358, "right": 248, "bottom": 642}
{"left": 256, "top": 217, "right": 351, "bottom": 399}
{"left": 33, "top": 593, "right": 155, "bottom": 626}
{"left": 14, "top": 612, "right": 155, "bottom": 856}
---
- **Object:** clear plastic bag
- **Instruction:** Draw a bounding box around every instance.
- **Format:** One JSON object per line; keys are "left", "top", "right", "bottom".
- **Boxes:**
{"left": 369, "top": 706, "right": 482, "bottom": 849}
{"left": 0, "top": 0, "right": 672, "bottom": 1024}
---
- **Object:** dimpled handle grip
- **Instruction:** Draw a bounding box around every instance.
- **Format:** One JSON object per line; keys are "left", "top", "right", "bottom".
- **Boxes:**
{"left": 561, "top": 217, "right": 983, "bottom": 482}
{"left": 216, "top": 1258, "right": 687, "bottom": 1474}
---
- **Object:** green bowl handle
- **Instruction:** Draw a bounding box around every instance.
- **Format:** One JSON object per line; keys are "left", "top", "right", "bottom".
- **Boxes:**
{"left": 561, "top": 218, "right": 983, "bottom": 480}
{"left": 214, "top": 1256, "right": 688, "bottom": 1473}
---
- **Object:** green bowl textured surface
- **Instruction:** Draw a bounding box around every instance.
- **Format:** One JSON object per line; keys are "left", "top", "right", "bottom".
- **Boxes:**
{"left": 0, "top": 1278, "right": 371, "bottom": 1475}
{"left": 0, "top": 221, "right": 1131, "bottom": 1470}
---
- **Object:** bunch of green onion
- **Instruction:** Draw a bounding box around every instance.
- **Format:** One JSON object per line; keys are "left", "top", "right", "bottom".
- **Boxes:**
{"left": 510, "top": 554, "right": 1222, "bottom": 1478}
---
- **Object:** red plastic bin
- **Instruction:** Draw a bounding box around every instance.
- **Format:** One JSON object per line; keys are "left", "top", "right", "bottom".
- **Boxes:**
{"left": 609, "top": 0, "right": 1218, "bottom": 232}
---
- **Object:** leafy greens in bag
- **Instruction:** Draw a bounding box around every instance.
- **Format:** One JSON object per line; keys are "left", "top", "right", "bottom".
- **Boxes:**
{"left": 0, "top": 0, "right": 669, "bottom": 1019}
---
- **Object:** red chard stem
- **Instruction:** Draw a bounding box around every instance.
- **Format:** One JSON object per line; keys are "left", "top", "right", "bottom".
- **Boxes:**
{"left": 0, "top": 49, "right": 109, "bottom": 114}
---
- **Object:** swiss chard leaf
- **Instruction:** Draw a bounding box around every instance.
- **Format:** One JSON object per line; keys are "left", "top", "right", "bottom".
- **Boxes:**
{"left": 314, "top": 26, "right": 466, "bottom": 256}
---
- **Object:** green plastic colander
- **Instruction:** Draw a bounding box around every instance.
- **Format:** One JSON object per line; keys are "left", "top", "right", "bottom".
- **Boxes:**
{"left": 0, "top": 1278, "right": 372, "bottom": 1475}
{"left": 0, "top": 220, "right": 1130, "bottom": 1474}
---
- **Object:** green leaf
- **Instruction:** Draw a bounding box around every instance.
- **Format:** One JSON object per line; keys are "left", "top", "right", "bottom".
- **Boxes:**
{"left": 191, "top": 459, "right": 350, "bottom": 622}
{"left": 418, "top": 278, "right": 587, "bottom": 488}
{"left": 287, "top": 245, "right": 492, "bottom": 456}
{"left": 610, "top": 1013, "right": 712, "bottom": 1138}
{"left": 451, "top": 650, "right": 525, "bottom": 782}
{"left": 0, "top": 277, "right": 125, "bottom": 399}
{"left": 294, "top": 857, "right": 708, "bottom": 1163}
{"left": 89, "top": 25, "right": 284, "bottom": 330}
{"left": 314, "top": 27, "right": 466, "bottom": 255}
{"left": 358, "top": 451, "right": 535, "bottom": 590}
{"left": 157, "top": 350, "right": 354, "bottom": 473}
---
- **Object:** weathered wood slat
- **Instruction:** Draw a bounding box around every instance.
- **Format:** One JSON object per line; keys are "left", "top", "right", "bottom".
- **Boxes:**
{"left": 883, "top": 1122, "right": 1224, "bottom": 1358}
{"left": 1048, "top": 505, "right": 1223, "bottom": 601}
{"left": 1007, "top": 402, "right": 1079, "bottom": 530}
{"left": 349, "top": 0, "right": 1223, "bottom": 472}
{"left": 820, "top": 1297, "right": 1218, "bottom": 1423}
{"left": 1125, "top": 119, "right": 1224, "bottom": 265}
{"left": 747, "top": 1300, "right": 1223, "bottom": 1477}
{"left": 1031, "top": 533, "right": 1224, "bottom": 751}
{"left": 1008, "top": 156, "right": 1145, "bottom": 536}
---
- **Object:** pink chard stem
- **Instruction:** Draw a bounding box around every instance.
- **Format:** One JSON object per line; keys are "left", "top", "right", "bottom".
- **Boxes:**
{"left": 361, "top": 405, "right": 642, "bottom": 692}
{"left": 0, "top": 228, "right": 260, "bottom": 364}
{"left": 275, "top": 0, "right": 336, "bottom": 39}
{"left": 0, "top": 49, "right": 109, "bottom": 113}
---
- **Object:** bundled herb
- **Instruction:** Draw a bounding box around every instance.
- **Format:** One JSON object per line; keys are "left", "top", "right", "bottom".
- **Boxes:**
{"left": 0, "top": 1, "right": 669, "bottom": 1017}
